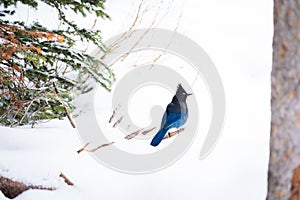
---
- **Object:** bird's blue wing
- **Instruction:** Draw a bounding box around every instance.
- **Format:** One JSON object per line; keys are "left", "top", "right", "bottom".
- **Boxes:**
{"left": 160, "top": 102, "right": 177, "bottom": 128}
{"left": 164, "top": 113, "right": 183, "bottom": 129}
{"left": 160, "top": 112, "right": 167, "bottom": 129}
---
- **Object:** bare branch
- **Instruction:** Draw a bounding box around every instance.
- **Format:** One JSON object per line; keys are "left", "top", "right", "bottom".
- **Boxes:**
{"left": 125, "top": 129, "right": 143, "bottom": 140}
{"left": 109, "top": 110, "right": 116, "bottom": 123}
{"left": 163, "top": 128, "right": 185, "bottom": 139}
{"left": 77, "top": 141, "right": 115, "bottom": 154}
{"left": 53, "top": 82, "right": 76, "bottom": 128}
{"left": 125, "top": 127, "right": 156, "bottom": 139}
{"left": 11, "top": 99, "right": 34, "bottom": 127}
{"left": 105, "top": 0, "right": 145, "bottom": 56}
{"left": 141, "top": 127, "right": 156, "bottom": 135}
{"left": 113, "top": 116, "right": 123, "bottom": 128}
{"left": 60, "top": 173, "right": 74, "bottom": 186}
{"left": 77, "top": 142, "right": 90, "bottom": 154}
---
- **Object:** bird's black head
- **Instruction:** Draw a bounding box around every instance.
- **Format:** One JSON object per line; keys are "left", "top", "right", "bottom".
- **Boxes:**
{"left": 176, "top": 84, "right": 192, "bottom": 101}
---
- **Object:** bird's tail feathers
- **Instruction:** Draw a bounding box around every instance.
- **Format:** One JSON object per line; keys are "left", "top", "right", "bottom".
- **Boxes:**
{"left": 150, "top": 128, "right": 168, "bottom": 147}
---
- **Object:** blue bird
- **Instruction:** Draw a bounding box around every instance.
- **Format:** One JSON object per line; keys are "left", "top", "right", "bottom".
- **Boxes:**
{"left": 151, "top": 84, "right": 192, "bottom": 147}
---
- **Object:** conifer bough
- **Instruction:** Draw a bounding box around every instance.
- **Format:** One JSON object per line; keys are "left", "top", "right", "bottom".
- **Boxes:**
{"left": 0, "top": 0, "right": 115, "bottom": 126}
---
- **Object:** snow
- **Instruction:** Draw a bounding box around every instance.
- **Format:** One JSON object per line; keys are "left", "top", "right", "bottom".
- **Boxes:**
{"left": 0, "top": 109, "right": 270, "bottom": 200}
{"left": 0, "top": 0, "right": 272, "bottom": 199}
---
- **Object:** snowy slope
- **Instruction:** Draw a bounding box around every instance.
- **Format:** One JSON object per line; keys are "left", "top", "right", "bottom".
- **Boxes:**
{"left": 0, "top": 110, "right": 269, "bottom": 200}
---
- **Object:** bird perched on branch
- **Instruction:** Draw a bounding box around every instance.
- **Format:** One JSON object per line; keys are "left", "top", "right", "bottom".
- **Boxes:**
{"left": 150, "top": 84, "right": 191, "bottom": 147}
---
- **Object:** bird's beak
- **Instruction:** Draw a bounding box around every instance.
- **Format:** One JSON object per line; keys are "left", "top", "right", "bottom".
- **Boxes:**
{"left": 187, "top": 93, "right": 192, "bottom": 96}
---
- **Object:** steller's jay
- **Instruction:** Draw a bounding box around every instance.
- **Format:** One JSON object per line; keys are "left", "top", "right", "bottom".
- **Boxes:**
{"left": 150, "top": 84, "right": 192, "bottom": 147}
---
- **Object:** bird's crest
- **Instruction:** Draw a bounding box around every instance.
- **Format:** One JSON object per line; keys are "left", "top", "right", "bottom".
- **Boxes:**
{"left": 176, "top": 84, "right": 187, "bottom": 95}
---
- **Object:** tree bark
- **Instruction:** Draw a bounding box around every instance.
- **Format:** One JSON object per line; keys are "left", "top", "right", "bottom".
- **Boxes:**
{"left": 268, "top": 0, "right": 300, "bottom": 199}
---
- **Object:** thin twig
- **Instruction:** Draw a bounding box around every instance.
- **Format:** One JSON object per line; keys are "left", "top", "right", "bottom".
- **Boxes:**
{"left": 59, "top": 173, "right": 74, "bottom": 186}
{"left": 141, "top": 127, "right": 156, "bottom": 135}
{"left": 13, "top": 100, "right": 34, "bottom": 127}
{"left": 83, "top": 18, "right": 98, "bottom": 52}
{"left": 109, "top": 105, "right": 120, "bottom": 123}
{"left": 163, "top": 128, "right": 185, "bottom": 139}
{"left": 77, "top": 142, "right": 90, "bottom": 154}
{"left": 125, "top": 129, "right": 143, "bottom": 140}
{"left": 108, "top": 110, "right": 116, "bottom": 123}
{"left": 128, "top": 0, "right": 144, "bottom": 32}
{"left": 0, "top": 90, "right": 9, "bottom": 98}
{"left": 104, "top": 0, "right": 145, "bottom": 57}
{"left": 77, "top": 141, "right": 115, "bottom": 154}
{"left": 53, "top": 82, "right": 76, "bottom": 128}
{"left": 113, "top": 116, "right": 123, "bottom": 128}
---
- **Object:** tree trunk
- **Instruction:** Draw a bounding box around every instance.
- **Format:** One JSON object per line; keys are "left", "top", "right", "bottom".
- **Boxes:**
{"left": 268, "top": 0, "right": 300, "bottom": 199}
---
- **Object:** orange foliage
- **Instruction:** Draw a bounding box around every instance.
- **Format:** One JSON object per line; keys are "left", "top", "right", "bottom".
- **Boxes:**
{"left": 0, "top": 24, "right": 64, "bottom": 61}
{"left": 57, "top": 35, "right": 64, "bottom": 43}
{"left": 45, "top": 32, "right": 55, "bottom": 40}
{"left": 35, "top": 47, "right": 42, "bottom": 54}
{"left": 12, "top": 64, "right": 21, "bottom": 72}
{"left": 18, "top": 76, "right": 24, "bottom": 81}
{"left": 0, "top": 24, "right": 65, "bottom": 90}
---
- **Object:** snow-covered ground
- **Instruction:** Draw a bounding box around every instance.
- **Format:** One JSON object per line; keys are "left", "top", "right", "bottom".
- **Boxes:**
{"left": 0, "top": 0, "right": 272, "bottom": 199}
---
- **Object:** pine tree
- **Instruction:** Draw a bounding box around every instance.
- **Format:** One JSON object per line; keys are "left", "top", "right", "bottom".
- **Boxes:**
{"left": 0, "top": 0, "right": 115, "bottom": 127}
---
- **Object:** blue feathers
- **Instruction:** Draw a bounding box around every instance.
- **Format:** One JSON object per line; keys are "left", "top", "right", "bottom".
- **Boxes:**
{"left": 150, "top": 129, "right": 168, "bottom": 146}
{"left": 150, "top": 84, "right": 191, "bottom": 147}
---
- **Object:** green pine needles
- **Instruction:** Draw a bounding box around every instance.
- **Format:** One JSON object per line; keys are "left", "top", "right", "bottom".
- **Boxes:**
{"left": 0, "top": 0, "right": 115, "bottom": 127}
